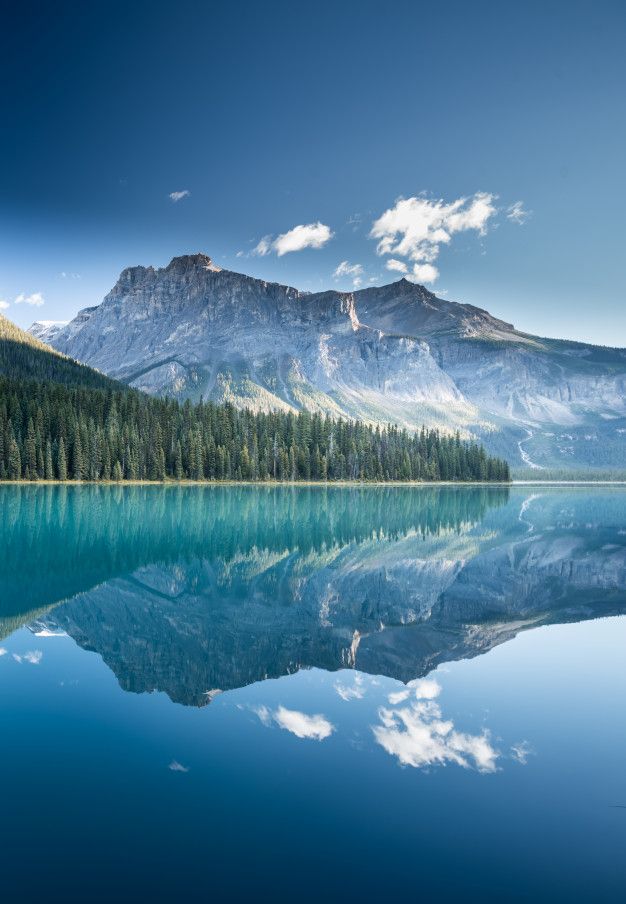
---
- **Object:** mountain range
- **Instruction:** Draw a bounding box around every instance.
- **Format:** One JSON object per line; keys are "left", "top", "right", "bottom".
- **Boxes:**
{"left": 4, "top": 485, "right": 624, "bottom": 705}
{"left": 31, "top": 253, "right": 626, "bottom": 470}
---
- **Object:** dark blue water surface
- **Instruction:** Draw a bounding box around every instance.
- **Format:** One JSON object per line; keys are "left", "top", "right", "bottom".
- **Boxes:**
{"left": 1, "top": 485, "right": 626, "bottom": 902}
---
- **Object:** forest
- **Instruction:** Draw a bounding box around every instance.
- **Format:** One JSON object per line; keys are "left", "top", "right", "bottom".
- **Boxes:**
{"left": 0, "top": 375, "right": 510, "bottom": 483}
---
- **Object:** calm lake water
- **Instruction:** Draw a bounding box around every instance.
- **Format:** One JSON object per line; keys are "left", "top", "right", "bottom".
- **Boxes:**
{"left": 1, "top": 484, "right": 625, "bottom": 902}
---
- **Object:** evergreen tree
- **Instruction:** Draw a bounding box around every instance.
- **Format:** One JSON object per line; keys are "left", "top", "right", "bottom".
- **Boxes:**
{"left": 8, "top": 435, "right": 21, "bottom": 479}
{"left": 72, "top": 429, "right": 84, "bottom": 480}
{"left": 174, "top": 440, "right": 183, "bottom": 479}
{"left": 26, "top": 418, "right": 37, "bottom": 478}
{"left": 44, "top": 438, "right": 54, "bottom": 480}
{"left": 0, "top": 373, "right": 510, "bottom": 484}
{"left": 57, "top": 436, "right": 68, "bottom": 481}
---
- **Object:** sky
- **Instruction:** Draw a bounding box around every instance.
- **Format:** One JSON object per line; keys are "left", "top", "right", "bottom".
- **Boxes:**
{"left": 1, "top": 0, "right": 625, "bottom": 345}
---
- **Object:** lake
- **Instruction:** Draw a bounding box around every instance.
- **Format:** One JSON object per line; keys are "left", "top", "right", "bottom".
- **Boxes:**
{"left": 1, "top": 485, "right": 625, "bottom": 902}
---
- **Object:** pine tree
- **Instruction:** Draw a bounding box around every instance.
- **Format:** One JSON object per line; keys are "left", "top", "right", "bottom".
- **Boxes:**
{"left": 44, "top": 438, "right": 54, "bottom": 480}
{"left": 26, "top": 418, "right": 37, "bottom": 479}
{"left": 174, "top": 440, "right": 183, "bottom": 479}
{"left": 72, "top": 429, "right": 84, "bottom": 480}
{"left": 57, "top": 437, "right": 68, "bottom": 481}
{"left": 8, "top": 435, "right": 21, "bottom": 479}
{"left": 0, "top": 372, "right": 509, "bottom": 484}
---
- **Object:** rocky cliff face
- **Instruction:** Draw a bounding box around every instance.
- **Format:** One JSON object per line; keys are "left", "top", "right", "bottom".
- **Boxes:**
{"left": 31, "top": 253, "right": 626, "bottom": 468}
{"left": 36, "top": 489, "right": 626, "bottom": 704}
{"left": 27, "top": 320, "right": 69, "bottom": 343}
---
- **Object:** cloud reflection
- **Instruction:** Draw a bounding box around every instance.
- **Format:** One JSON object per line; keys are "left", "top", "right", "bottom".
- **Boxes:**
{"left": 254, "top": 705, "right": 335, "bottom": 741}
{"left": 511, "top": 742, "right": 533, "bottom": 765}
{"left": 12, "top": 650, "right": 43, "bottom": 665}
{"left": 334, "top": 673, "right": 366, "bottom": 701}
{"left": 373, "top": 680, "right": 498, "bottom": 772}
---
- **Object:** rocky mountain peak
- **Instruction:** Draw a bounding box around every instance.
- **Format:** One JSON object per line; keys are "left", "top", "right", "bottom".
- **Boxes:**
{"left": 113, "top": 253, "right": 222, "bottom": 294}
{"left": 165, "top": 253, "right": 222, "bottom": 274}
{"left": 28, "top": 320, "right": 69, "bottom": 344}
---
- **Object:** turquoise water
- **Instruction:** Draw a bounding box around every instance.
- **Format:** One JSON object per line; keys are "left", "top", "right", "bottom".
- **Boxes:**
{"left": 1, "top": 485, "right": 626, "bottom": 901}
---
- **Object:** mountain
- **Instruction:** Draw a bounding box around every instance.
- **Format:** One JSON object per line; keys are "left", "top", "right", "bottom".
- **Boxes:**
{"left": 0, "top": 312, "right": 118, "bottom": 390}
{"left": 0, "top": 484, "right": 508, "bottom": 636}
{"left": 28, "top": 320, "right": 69, "bottom": 343}
{"left": 33, "top": 253, "right": 626, "bottom": 470}
{"left": 18, "top": 486, "right": 626, "bottom": 705}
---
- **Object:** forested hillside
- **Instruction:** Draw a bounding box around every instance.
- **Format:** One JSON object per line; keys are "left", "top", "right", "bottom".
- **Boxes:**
{"left": 0, "top": 314, "right": 119, "bottom": 390}
{"left": 0, "top": 375, "right": 509, "bottom": 482}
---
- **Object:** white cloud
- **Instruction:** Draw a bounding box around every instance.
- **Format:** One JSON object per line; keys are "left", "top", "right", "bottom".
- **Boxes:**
{"left": 506, "top": 201, "right": 531, "bottom": 224}
{"left": 59, "top": 271, "right": 81, "bottom": 280}
{"left": 373, "top": 680, "right": 498, "bottom": 772}
{"left": 388, "top": 689, "right": 410, "bottom": 705}
{"left": 252, "top": 222, "right": 333, "bottom": 257}
{"left": 252, "top": 235, "right": 273, "bottom": 256}
{"left": 169, "top": 190, "right": 190, "bottom": 202}
{"left": 0, "top": 647, "right": 7, "bottom": 656}
{"left": 24, "top": 650, "right": 43, "bottom": 664}
{"left": 15, "top": 292, "right": 45, "bottom": 307}
{"left": 252, "top": 702, "right": 333, "bottom": 740}
{"left": 408, "top": 677, "right": 442, "bottom": 699}
{"left": 334, "top": 673, "right": 366, "bottom": 701}
{"left": 33, "top": 629, "right": 67, "bottom": 637}
{"left": 252, "top": 704, "right": 272, "bottom": 725}
{"left": 168, "top": 760, "right": 189, "bottom": 772}
{"left": 408, "top": 263, "right": 439, "bottom": 284}
{"left": 370, "top": 192, "right": 497, "bottom": 283}
{"left": 511, "top": 741, "right": 533, "bottom": 764}
{"left": 389, "top": 677, "right": 441, "bottom": 705}
{"left": 333, "top": 260, "right": 364, "bottom": 287}
{"left": 0, "top": 300, "right": 9, "bottom": 310}
{"left": 13, "top": 650, "right": 43, "bottom": 665}
{"left": 273, "top": 706, "right": 335, "bottom": 740}
{"left": 385, "top": 259, "right": 408, "bottom": 274}
{"left": 274, "top": 222, "right": 333, "bottom": 256}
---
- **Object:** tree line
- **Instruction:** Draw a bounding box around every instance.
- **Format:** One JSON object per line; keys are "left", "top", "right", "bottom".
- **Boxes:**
{"left": 0, "top": 375, "right": 510, "bottom": 482}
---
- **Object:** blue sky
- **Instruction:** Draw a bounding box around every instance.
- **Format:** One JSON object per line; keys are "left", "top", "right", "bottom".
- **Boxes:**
{"left": 1, "top": 0, "right": 625, "bottom": 345}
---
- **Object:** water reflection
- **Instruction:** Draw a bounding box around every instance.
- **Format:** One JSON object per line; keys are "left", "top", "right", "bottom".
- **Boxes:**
{"left": 372, "top": 678, "right": 498, "bottom": 772}
{"left": 2, "top": 485, "right": 626, "bottom": 707}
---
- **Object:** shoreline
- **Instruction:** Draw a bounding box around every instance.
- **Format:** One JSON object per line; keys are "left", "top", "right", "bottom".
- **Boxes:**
{"left": 0, "top": 479, "right": 624, "bottom": 488}
{"left": 0, "top": 479, "right": 512, "bottom": 487}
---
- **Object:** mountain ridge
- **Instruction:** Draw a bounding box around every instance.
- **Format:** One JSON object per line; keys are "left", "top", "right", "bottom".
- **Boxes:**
{"left": 0, "top": 312, "right": 120, "bottom": 390}
{"left": 30, "top": 253, "right": 626, "bottom": 469}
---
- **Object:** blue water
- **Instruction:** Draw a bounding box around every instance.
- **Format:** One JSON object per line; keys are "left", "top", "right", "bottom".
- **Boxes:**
{"left": 1, "top": 485, "right": 625, "bottom": 902}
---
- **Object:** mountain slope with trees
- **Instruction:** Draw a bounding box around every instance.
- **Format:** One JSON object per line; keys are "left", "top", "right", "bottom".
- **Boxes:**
{"left": 0, "top": 374, "right": 509, "bottom": 482}
{"left": 0, "top": 313, "right": 119, "bottom": 390}
{"left": 0, "top": 312, "right": 508, "bottom": 482}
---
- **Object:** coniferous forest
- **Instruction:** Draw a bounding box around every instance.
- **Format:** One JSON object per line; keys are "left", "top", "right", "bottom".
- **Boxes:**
{"left": 0, "top": 374, "right": 510, "bottom": 482}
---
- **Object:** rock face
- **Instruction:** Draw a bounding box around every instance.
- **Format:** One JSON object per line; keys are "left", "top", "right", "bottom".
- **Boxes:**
{"left": 28, "top": 320, "right": 69, "bottom": 343}
{"left": 33, "top": 253, "right": 626, "bottom": 468}
{"left": 35, "top": 488, "right": 626, "bottom": 705}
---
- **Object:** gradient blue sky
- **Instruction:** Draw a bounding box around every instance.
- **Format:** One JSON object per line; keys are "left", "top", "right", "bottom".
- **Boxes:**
{"left": 1, "top": 0, "right": 625, "bottom": 345}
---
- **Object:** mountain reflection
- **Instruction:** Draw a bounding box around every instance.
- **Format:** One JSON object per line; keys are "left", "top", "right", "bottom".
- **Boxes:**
{"left": 2, "top": 485, "right": 626, "bottom": 706}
